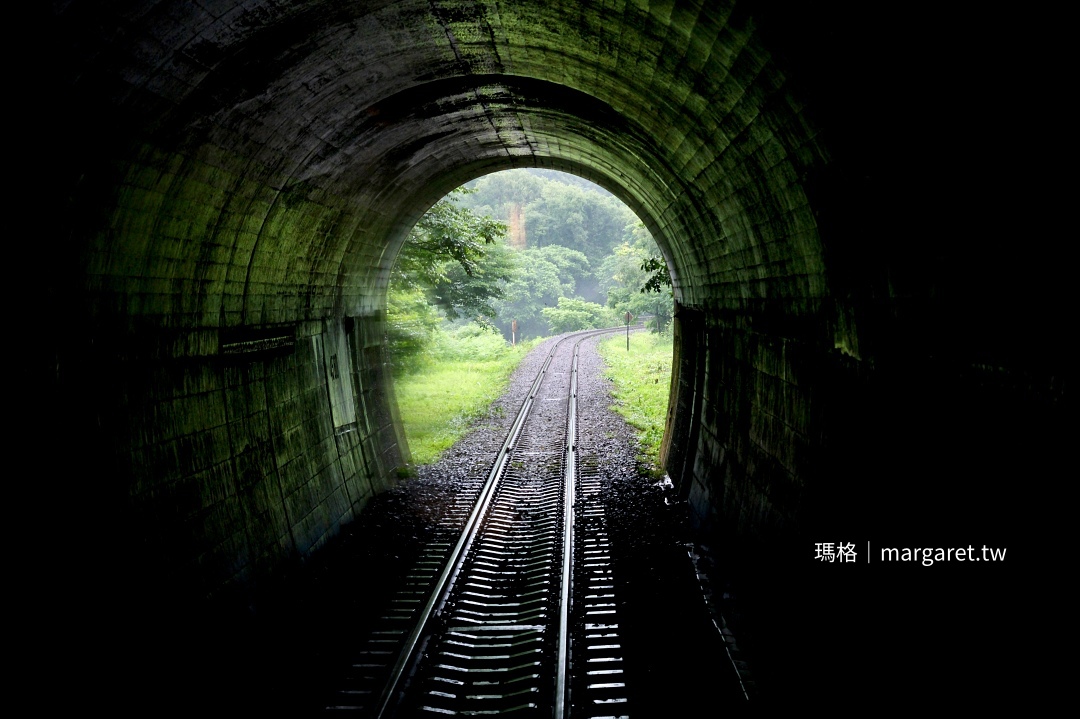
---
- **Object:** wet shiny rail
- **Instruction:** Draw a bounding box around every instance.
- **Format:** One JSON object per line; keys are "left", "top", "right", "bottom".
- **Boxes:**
{"left": 325, "top": 327, "right": 631, "bottom": 718}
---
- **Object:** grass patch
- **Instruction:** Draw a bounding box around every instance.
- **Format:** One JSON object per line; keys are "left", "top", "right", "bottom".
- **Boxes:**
{"left": 597, "top": 330, "right": 674, "bottom": 468}
{"left": 394, "top": 328, "right": 542, "bottom": 465}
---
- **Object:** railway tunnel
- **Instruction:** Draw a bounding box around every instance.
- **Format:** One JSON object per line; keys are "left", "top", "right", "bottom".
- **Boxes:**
{"left": 39, "top": 0, "right": 1062, "bottom": 710}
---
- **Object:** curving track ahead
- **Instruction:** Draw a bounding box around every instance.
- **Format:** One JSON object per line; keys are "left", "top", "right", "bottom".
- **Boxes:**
{"left": 326, "top": 327, "right": 636, "bottom": 718}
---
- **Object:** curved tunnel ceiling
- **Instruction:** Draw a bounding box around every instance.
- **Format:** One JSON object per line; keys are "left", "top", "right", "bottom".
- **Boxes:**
{"left": 40, "top": 0, "right": 1064, "bottom": 708}
{"left": 53, "top": 0, "right": 825, "bottom": 331}
{"left": 45, "top": 0, "right": 1065, "bottom": 592}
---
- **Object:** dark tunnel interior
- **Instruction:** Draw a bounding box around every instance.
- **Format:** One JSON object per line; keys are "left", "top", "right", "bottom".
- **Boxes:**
{"left": 33, "top": 0, "right": 1065, "bottom": 710}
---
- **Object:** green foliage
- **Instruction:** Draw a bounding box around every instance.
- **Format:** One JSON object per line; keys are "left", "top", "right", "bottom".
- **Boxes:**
{"left": 432, "top": 323, "right": 516, "bottom": 362}
{"left": 388, "top": 172, "right": 676, "bottom": 466}
{"left": 394, "top": 334, "right": 542, "bottom": 465}
{"left": 597, "top": 331, "right": 674, "bottom": 468}
{"left": 532, "top": 245, "right": 591, "bottom": 296}
{"left": 491, "top": 246, "right": 578, "bottom": 341}
{"left": 438, "top": 170, "right": 676, "bottom": 337}
{"left": 597, "top": 225, "right": 673, "bottom": 333}
{"left": 391, "top": 188, "right": 512, "bottom": 325}
{"left": 526, "top": 180, "right": 637, "bottom": 261}
{"left": 460, "top": 169, "right": 639, "bottom": 302}
{"left": 388, "top": 189, "right": 516, "bottom": 367}
{"left": 640, "top": 255, "right": 673, "bottom": 295}
{"left": 599, "top": 242, "right": 652, "bottom": 310}
{"left": 466, "top": 171, "right": 546, "bottom": 216}
{"left": 541, "top": 297, "right": 617, "bottom": 333}
{"left": 637, "top": 255, "right": 673, "bottom": 333}
{"left": 385, "top": 286, "right": 443, "bottom": 371}
{"left": 431, "top": 240, "right": 517, "bottom": 324}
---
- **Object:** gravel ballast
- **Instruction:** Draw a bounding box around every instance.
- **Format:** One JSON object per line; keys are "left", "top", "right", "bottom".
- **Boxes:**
{"left": 226, "top": 331, "right": 749, "bottom": 714}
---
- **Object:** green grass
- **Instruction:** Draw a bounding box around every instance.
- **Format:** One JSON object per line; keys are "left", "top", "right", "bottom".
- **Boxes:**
{"left": 395, "top": 328, "right": 673, "bottom": 468}
{"left": 597, "top": 330, "right": 674, "bottom": 468}
{"left": 394, "top": 337, "right": 541, "bottom": 465}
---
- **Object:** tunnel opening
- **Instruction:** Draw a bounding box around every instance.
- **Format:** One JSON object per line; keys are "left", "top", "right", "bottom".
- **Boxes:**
{"left": 384, "top": 167, "right": 676, "bottom": 469}
{"left": 39, "top": 1, "right": 1060, "bottom": 710}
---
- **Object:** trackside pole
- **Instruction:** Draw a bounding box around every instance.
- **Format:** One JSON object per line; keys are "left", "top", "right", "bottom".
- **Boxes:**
{"left": 625, "top": 311, "right": 632, "bottom": 350}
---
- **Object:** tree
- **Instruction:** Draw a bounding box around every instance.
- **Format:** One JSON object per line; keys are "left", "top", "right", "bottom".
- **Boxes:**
{"left": 449, "top": 170, "right": 671, "bottom": 338}
{"left": 390, "top": 188, "right": 512, "bottom": 324}
{"left": 525, "top": 180, "right": 637, "bottom": 265}
{"left": 541, "top": 297, "right": 617, "bottom": 333}
{"left": 598, "top": 222, "right": 673, "bottom": 333}
{"left": 599, "top": 242, "right": 656, "bottom": 317}
{"left": 531, "top": 245, "right": 591, "bottom": 297}
{"left": 463, "top": 171, "right": 546, "bottom": 217}
{"left": 490, "top": 247, "right": 569, "bottom": 341}
{"left": 638, "top": 255, "right": 673, "bottom": 333}
{"left": 387, "top": 189, "right": 515, "bottom": 366}
{"left": 639, "top": 255, "right": 672, "bottom": 295}
{"left": 385, "top": 285, "right": 443, "bottom": 368}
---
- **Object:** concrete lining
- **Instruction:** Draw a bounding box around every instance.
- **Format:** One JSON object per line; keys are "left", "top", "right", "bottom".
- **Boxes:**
{"left": 39, "top": 0, "right": 1062, "bottom": 707}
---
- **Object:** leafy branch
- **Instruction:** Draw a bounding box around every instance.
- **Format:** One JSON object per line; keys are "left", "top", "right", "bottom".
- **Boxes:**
{"left": 640, "top": 255, "right": 672, "bottom": 294}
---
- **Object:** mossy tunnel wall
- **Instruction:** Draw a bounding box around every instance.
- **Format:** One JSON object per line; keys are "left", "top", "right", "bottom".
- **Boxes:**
{"left": 43, "top": 0, "right": 1061, "bottom": 707}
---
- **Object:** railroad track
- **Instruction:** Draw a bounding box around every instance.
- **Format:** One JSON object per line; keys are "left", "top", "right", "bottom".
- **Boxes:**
{"left": 325, "top": 327, "right": 635, "bottom": 718}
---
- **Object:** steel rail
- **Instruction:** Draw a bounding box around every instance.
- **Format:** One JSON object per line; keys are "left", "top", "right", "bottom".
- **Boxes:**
{"left": 373, "top": 326, "right": 623, "bottom": 718}
{"left": 553, "top": 334, "right": 583, "bottom": 719}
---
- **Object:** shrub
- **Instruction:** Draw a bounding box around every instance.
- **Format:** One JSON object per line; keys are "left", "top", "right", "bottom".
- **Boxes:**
{"left": 541, "top": 297, "right": 617, "bottom": 333}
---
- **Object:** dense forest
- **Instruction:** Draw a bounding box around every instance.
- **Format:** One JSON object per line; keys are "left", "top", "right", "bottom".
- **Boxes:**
{"left": 387, "top": 168, "right": 672, "bottom": 367}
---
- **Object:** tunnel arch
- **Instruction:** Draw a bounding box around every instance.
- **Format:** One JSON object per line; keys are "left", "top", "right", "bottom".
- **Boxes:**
{"left": 310, "top": 71, "right": 738, "bottom": 314}
{"left": 48, "top": 0, "right": 840, "bottom": 608}
{"left": 43, "top": 0, "right": 1061, "bottom": 707}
